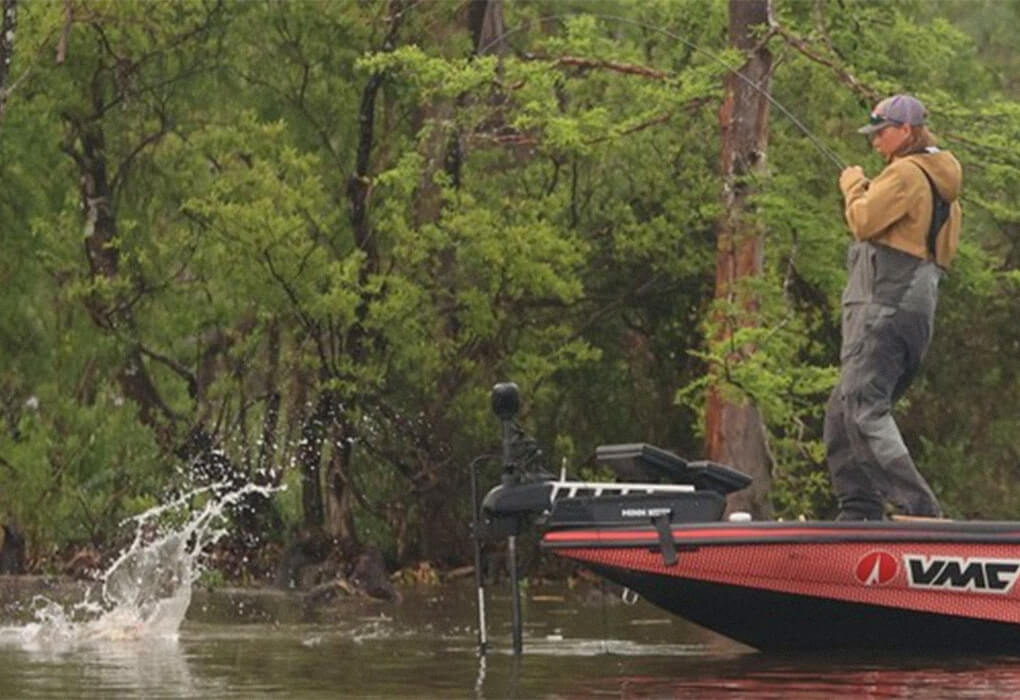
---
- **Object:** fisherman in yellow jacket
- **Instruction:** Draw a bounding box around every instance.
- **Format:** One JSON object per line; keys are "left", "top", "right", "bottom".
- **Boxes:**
{"left": 826, "top": 94, "right": 962, "bottom": 521}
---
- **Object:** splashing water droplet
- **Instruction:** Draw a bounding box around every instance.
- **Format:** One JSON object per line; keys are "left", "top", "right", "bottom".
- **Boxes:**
{"left": 0, "top": 482, "right": 275, "bottom": 648}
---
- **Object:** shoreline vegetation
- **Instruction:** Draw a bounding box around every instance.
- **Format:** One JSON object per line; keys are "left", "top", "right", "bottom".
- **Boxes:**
{"left": 0, "top": 562, "right": 602, "bottom": 626}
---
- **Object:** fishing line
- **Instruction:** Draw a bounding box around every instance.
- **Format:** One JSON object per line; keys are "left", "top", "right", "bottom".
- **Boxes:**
{"left": 477, "top": 12, "right": 848, "bottom": 171}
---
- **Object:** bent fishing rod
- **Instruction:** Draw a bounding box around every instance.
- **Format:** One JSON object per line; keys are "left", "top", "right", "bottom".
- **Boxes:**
{"left": 477, "top": 12, "right": 848, "bottom": 172}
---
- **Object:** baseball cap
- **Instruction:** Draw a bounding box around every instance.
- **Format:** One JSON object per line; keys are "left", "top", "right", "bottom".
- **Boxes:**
{"left": 857, "top": 94, "right": 927, "bottom": 134}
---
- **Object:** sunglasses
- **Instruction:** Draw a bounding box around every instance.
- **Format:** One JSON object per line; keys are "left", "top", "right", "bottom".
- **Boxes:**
{"left": 868, "top": 113, "right": 903, "bottom": 126}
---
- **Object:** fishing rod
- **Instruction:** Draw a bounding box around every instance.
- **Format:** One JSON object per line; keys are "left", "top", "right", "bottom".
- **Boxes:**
{"left": 478, "top": 12, "right": 848, "bottom": 172}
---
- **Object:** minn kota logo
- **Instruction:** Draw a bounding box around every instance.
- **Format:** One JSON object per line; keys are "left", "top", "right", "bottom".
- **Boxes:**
{"left": 855, "top": 551, "right": 899, "bottom": 586}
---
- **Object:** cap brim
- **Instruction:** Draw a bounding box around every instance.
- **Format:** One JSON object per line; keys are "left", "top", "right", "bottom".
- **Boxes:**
{"left": 857, "top": 120, "right": 895, "bottom": 135}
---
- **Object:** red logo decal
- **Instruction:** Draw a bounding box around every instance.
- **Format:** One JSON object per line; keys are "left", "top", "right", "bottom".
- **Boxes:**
{"left": 855, "top": 551, "right": 899, "bottom": 586}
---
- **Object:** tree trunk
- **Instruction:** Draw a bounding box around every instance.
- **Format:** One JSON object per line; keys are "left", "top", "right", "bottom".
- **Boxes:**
{"left": 467, "top": 0, "right": 505, "bottom": 55}
{"left": 411, "top": 1, "right": 503, "bottom": 221}
{"left": 410, "top": 0, "right": 505, "bottom": 563}
{"left": 255, "top": 320, "right": 281, "bottom": 481}
{"left": 323, "top": 422, "right": 359, "bottom": 547}
{"left": 61, "top": 113, "right": 176, "bottom": 435}
{"left": 0, "top": 0, "right": 14, "bottom": 128}
{"left": 705, "top": 0, "right": 774, "bottom": 519}
{"left": 443, "top": 0, "right": 504, "bottom": 190}
{"left": 296, "top": 390, "right": 334, "bottom": 529}
{"left": 318, "top": 0, "right": 405, "bottom": 540}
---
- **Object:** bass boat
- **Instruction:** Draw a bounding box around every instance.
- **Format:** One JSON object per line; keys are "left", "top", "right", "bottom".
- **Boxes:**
{"left": 471, "top": 383, "right": 1020, "bottom": 653}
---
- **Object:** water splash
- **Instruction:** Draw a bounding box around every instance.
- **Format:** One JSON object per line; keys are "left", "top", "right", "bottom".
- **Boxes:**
{"left": 1, "top": 482, "right": 273, "bottom": 648}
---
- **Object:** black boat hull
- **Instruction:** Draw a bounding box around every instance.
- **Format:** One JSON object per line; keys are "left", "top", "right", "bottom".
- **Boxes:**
{"left": 591, "top": 563, "right": 1020, "bottom": 651}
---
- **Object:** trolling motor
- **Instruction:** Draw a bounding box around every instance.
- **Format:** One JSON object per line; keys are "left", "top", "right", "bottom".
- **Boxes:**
{"left": 469, "top": 382, "right": 752, "bottom": 657}
{"left": 492, "top": 382, "right": 524, "bottom": 655}
{"left": 471, "top": 382, "right": 527, "bottom": 656}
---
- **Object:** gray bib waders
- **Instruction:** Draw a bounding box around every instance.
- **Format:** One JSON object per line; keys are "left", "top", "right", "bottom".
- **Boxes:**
{"left": 824, "top": 242, "right": 943, "bottom": 519}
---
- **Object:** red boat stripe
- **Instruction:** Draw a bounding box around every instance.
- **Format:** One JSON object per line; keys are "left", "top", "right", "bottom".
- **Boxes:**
{"left": 545, "top": 526, "right": 903, "bottom": 542}
{"left": 542, "top": 525, "right": 1020, "bottom": 547}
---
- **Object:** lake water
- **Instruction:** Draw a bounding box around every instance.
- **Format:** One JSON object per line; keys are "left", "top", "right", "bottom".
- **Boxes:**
{"left": 4, "top": 579, "right": 1020, "bottom": 698}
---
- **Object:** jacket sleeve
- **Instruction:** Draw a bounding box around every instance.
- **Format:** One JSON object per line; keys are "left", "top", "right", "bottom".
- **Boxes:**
{"left": 840, "top": 164, "right": 910, "bottom": 241}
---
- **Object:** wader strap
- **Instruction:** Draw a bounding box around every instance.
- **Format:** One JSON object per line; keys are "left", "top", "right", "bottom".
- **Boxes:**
{"left": 652, "top": 513, "right": 678, "bottom": 566}
{"left": 910, "top": 161, "right": 951, "bottom": 260}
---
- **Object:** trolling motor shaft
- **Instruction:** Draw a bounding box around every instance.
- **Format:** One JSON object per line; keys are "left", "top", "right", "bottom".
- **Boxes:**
{"left": 491, "top": 382, "right": 524, "bottom": 655}
{"left": 468, "top": 453, "right": 489, "bottom": 657}
{"left": 471, "top": 382, "right": 525, "bottom": 656}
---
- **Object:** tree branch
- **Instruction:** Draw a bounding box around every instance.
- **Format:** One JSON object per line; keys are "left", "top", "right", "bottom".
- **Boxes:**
{"left": 544, "top": 54, "right": 670, "bottom": 80}
{"left": 585, "top": 97, "right": 712, "bottom": 145}
{"left": 772, "top": 23, "right": 878, "bottom": 101}
{"left": 137, "top": 343, "right": 198, "bottom": 399}
{"left": 110, "top": 109, "right": 170, "bottom": 196}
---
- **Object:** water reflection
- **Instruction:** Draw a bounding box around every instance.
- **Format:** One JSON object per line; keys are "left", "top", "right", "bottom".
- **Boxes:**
{"left": 2, "top": 581, "right": 1020, "bottom": 697}
{"left": 557, "top": 653, "right": 1020, "bottom": 699}
{"left": 0, "top": 636, "right": 197, "bottom": 699}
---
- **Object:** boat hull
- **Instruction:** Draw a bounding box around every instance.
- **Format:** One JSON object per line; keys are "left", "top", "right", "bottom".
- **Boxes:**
{"left": 543, "top": 521, "right": 1020, "bottom": 651}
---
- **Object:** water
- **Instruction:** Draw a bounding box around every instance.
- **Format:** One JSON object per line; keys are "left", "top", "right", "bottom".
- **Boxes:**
{"left": 0, "top": 484, "right": 267, "bottom": 648}
{"left": 4, "top": 489, "right": 1020, "bottom": 697}
{"left": 6, "top": 580, "right": 1020, "bottom": 698}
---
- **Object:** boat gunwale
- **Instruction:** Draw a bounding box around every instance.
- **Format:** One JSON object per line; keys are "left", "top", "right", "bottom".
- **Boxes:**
{"left": 541, "top": 520, "right": 1020, "bottom": 549}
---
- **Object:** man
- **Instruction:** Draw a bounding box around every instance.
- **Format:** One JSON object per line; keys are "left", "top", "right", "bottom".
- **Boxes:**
{"left": 825, "top": 94, "right": 962, "bottom": 521}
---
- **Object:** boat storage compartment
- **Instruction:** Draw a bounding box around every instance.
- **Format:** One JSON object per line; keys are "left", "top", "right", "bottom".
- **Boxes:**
{"left": 595, "top": 443, "right": 751, "bottom": 495}
{"left": 548, "top": 490, "right": 725, "bottom": 526}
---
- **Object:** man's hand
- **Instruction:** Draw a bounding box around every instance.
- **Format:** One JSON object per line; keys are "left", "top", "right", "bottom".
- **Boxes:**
{"left": 839, "top": 165, "right": 867, "bottom": 193}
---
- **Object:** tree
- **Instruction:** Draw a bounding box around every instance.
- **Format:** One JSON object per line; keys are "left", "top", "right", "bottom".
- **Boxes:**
{"left": 704, "top": 0, "right": 774, "bottom": 519}
{"left": 0, "top": 0, "right": 1017, "bottom": 577}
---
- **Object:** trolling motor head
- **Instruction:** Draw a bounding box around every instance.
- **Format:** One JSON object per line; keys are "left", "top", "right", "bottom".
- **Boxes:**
{"left": 490, "top": 382, "right": 520, "bottom": 422}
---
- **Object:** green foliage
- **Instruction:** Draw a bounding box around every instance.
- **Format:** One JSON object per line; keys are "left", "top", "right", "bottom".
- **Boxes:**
{"left": 0, "top": 0, "right": 1017, "bottom": 571}
{"left": 0, "top": 384, "right": 166, "bottom": 558}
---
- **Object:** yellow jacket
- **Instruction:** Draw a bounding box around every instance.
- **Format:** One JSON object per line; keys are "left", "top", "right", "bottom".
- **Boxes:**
{"left": 839, "top": 149, "right": 962, "bottom": 269}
